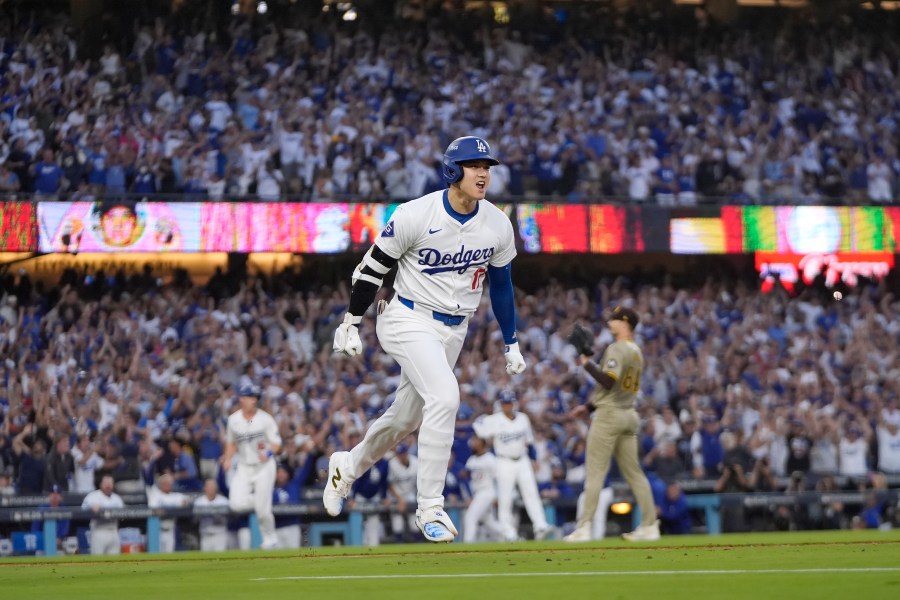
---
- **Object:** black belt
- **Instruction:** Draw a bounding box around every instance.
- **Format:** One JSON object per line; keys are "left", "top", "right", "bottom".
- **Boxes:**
{"left": 398, "top": 296, "right": 466, "bottom": 327}
{"left": 498, "top": 455, "right": 523, "bottom": 461}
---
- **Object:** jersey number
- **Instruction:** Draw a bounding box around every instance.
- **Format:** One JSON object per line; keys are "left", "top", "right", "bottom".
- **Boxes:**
{"left": 471, "top": 267, "right": 487, "bottom": 290}
{"left": 621, "top": 367, "right": 641, "bottom": 392}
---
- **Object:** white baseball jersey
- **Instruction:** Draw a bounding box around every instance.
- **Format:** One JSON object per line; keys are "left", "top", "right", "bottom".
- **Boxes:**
{"left": 474, "top": 412, "right": 535, "bottom": 460}
{"left": 375, "top": 190, "right": 516, "bottom": 315}
{"left": 194, "top": 494, "right": 229, "bottom": 536}
{"left": 464, "top": 452, "right": 498, "bottom": 495}
{"left": 877, "top": 427, "right": 900, "bottom": 473}
{"left": 225, "top": 409, "right": 281, "bottom": 467}
{"left": 387, "top": 455, "right": 418, "bottom": 502}
{"left": 838, "top": 437, "right": 868, "bottom": 477}
{"left": 71, "top": 448, "right": 104, "bottom": 493}
{"left": 148, "top": 487, "right": 187, "bottom": 529}
{"left": 81, "top": 490, "right": 125, "bottom": 530}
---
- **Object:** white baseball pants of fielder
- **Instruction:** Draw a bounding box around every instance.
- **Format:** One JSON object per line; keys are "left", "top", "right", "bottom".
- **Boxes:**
{"left": 463, "top": 489, "right": 505, "bottom": 543}
{"left": 89, "top": 528, "right": 120, "bottom": 555}
{"left": 200, "top": 530, "right": 228, "bottom": 552}
{"left": 276, "top": 525, "right": 301, "bottom": 549}
{"left": 495, "top": 456, "right": 549, "bottom": 540}
{"left": 576, "top": 486, "right": 614, "bottom": 539}
{"left": 228, "top": 460, "right": 277, "bottom": 547}
{"left": 159, "top": 524, "right": 176, "bottom": 553}
{"left": 349, "top": 299, "right": 467, "bottom": 511}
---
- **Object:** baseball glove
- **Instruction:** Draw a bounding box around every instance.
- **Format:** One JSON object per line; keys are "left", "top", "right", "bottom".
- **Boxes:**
{"left": 567, "top": 323, "right": 595, "bottom": 356}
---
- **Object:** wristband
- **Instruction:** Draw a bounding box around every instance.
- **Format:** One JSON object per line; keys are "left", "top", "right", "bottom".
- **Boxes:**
{"left": 265, "top": 450, "right": 273, "bottom": 458}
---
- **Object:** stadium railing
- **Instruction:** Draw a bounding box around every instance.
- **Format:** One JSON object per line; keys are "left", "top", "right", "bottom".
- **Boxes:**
{"left": 3, "top": 485, "right": 897, "bottom": 554}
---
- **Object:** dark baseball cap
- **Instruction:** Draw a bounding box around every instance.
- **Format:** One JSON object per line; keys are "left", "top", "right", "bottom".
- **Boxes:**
{"left": 609, "top": 305, "right": 639, "bottom": 327}
{"left": 498, "top": 389, "right": 516, "bottom": 403}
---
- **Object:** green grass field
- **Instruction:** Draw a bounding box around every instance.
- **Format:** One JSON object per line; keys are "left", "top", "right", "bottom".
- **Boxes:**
{"left": 2, "top": 530, "right": 899, "bottom": 600}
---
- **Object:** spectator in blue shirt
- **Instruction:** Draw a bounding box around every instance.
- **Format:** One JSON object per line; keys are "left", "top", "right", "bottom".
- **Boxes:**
{"left": 659, "top": 481, "right": 692, "bottom": 535}
{"left": 30, "top": 484, "right": 71, "bottom": 550}
{"left": 130, "top": 162, "right": 157, "bottom": 196}
{"left": 350, "top": 455, "right": 390, "bottom": 546}
{"left": 192, "top": 411, "right": 223, "bottom": 481}
{"left": 85, "top": 141, "right": 107, "bottom": 190}
{"left": 272, "top": 462, "right": 308, "bottom": 549}
{"left": 0, "top": 162, "right": 20, "bottom": 196}
{"left": 169, "top": 438, "right": 201, "bottom": 492}
{"left": 699, "top": 415, "right": 724, "bottom": 478}
{"left": 31, "top": 149, "right": 63, "bottom": 197}
{"left": 13, "top": 424, "right": 46, "bottom": 495}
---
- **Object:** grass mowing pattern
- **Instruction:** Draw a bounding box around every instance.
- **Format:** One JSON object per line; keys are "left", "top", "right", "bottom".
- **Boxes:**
{"left": 1, "top": 530, "right": 898, "bottom": 599}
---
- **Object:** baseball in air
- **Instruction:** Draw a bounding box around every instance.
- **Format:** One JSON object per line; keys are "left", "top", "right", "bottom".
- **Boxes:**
{"left": 833, "top": 291, "right": 843, "bottom": 301}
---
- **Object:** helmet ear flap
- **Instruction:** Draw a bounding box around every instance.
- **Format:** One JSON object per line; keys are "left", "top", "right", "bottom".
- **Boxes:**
{"left": 442, "top": 159, "right": 462, "bottom": 185}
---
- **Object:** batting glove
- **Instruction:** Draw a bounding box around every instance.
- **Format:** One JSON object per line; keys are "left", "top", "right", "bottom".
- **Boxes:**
{"left": 504, "top": 342, "right": 526, "bottom": 375}
{"left": 333, "top": 313, "right": 363, "bottom": 357}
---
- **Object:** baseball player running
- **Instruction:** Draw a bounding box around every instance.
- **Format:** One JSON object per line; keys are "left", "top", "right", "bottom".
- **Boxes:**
{"left": 221, "top": 385, "right": 282, "bottom": 549}
{"left": 564, "top": 306, "right": 660, "bottom": 542}
{"left": 473, "top": 390, "right": 554, "bottom": 541}
{"left": 462, "top": 435, "right": 504, "bottom": 543}
{"left": 326, "top": 136, "right": 525, "bottom": 543}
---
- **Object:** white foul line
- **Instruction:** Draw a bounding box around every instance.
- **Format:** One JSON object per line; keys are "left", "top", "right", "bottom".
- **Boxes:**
{"left": 253, "top": 568, "right": 900, "bottom": 581}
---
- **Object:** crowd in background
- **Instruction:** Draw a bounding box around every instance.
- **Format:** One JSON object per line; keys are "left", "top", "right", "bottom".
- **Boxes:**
{"left": 0, "top": 3, "right": 898, "bottom": 203}
{"left": 0, "top": 263, "right": 898, "bottom": 536}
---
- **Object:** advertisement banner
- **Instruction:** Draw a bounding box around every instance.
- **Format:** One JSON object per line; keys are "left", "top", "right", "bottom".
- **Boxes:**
{"left": 517, "top": 204, "right": 589, "bottom": 253}
{"left": 30, "top": 201, "right": 900, "bottom": 256}
{"left": 589, "top": 206, "right": 647, "bottom": 253}
{"left": 38, "top": 202, "right": 202, "bottom": 253}
{"left": 199, "top": 203, "right": 397, "bottom": 252}
{"left": 755, "top": 251, "right": 894, "bottom": 291}
{"left": 0, "top": 202, "right": 35, "bottom": 251}
{"left": 673, "top": 206, "right": 900, "bottom": 255}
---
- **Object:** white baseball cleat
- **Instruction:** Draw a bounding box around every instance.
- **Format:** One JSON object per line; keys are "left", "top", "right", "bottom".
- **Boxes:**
{"left": 563, "top": 524, "right": 592, "bottom": 543}
{"left": 323, "top": 451, "right": 353, "bottom": 517}
{"left": 622, "top": 520, "right": 661, "bottom": 542}
{"left": 415, "top": 506, "right": 458, "bottom": 543}
{"left": 534, "top": 525, "right": 558, "bottom": 541}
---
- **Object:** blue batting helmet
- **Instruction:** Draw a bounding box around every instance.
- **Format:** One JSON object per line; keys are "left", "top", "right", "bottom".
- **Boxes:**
{"left": 441, "top": 136, "right": 500, "bottom": 185}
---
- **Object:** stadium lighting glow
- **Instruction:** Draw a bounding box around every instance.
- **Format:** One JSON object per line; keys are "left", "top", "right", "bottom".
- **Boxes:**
{"left": 343, "top": 8, "right": 358, "bottom": 21}
{"left": 610, "top": 502, "right": 633, "bottom": 515}
{"left": 257, "top": 1, "right": 268, "bottom": 14}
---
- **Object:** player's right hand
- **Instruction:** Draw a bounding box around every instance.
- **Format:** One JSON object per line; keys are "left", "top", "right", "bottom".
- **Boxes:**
{"left": 333, "top": 313, "right": 363, "bottom": 356}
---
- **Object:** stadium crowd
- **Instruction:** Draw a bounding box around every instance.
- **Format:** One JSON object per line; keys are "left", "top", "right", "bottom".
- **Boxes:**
{"left": 0, "top": 263, "right": 898, "bottom": 542}
{"left": 0, "top": 4, "right": 898, "bottom": 204}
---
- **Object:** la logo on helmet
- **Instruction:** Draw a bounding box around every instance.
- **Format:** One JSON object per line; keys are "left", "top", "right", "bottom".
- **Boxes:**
{"left": 476, "top": 140, "right": 487, "bottom": 153}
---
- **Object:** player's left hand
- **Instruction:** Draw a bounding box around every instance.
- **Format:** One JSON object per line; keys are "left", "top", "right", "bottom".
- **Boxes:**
{"left": 333, "top": 313, "right": 363, "bottom": 356}
{"left": 504, "top": 342, "right": 526, "bottom": 375}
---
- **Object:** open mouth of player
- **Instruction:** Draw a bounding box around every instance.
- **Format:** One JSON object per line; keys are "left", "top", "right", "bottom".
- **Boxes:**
{"left": 475, "top": 181, "right": 486, "bottom": 193}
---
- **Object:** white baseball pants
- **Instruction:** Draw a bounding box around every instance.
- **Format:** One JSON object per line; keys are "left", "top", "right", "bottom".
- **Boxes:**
{"left": 463, "top": 490, "right": 504, "bottom": 543}
{"left": 350, "top": 299, "right": 467, "bottom": 511}
{"left": 89, "top": 528, "right": 120, "bottom": 555}
{"left": 276, "top": 525, "right": 301, "bottom": 549}
{"left": 159, "top": 523, "right": 176, "bottom": 553}
{"left": 200, "top": 529, "right": 228, "bottom": 552}
{"left": 228, "top": 460, "right": 277, "bottom": 547}
{"left": 495, "top": 456, "right": 548, "bottom": 539}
